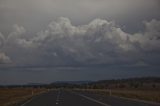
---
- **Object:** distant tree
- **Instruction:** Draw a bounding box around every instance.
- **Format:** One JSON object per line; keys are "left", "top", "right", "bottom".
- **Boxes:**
{"left": 134, "top": 83, "right": 139, "bottom": 88}
{"left": 152, "top": 84, "right": 156, "bottom": 88}
{"left": 129, "top": 82, "right": 134, "bottom": 88}
{"left": 119, "top": 84, "right": 126, "bottom": 88}
{"left": 93, "top": 85, "right": 98, "bottom": 89}
{"left": 105, "top": 84, "right": 109, "bottom": 88}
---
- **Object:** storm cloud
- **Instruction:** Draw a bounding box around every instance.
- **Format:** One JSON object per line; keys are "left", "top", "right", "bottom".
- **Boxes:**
{"left": 0, "top": 17, "right": 160, "bottom": 67}
{"left": 0, "top": 0, "right": 160, "bottom": 84}
{"left": 0, "top": 52, "right": 11, "bottom": 64}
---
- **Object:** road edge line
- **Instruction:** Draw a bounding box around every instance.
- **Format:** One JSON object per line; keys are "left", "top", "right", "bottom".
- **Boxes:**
{"left": 20, "top": 91, "right": 48, "bottom": 106}
{"left": 21, "top": 97, "right": 34, "bottom": 106}
{"left": 77, "top": 93, "right": 111, "bottom": 106}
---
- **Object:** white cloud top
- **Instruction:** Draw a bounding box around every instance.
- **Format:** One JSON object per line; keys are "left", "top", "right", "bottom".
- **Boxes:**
{"left": 0, "top": 17, "right": 160, "bottom": 66}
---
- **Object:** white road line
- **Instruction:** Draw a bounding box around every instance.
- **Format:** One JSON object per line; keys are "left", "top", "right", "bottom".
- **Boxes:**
{"left": 21, "top": 97, "right": 34, "bottom": 106}
{"left": 56, "top": 90, "right": 61, "bottom": 105}
{"left": 78, "top": 93, "right": 111, "bottom": 106}
{"left": 21, "top": 91, "right": 48, "bottom": 106}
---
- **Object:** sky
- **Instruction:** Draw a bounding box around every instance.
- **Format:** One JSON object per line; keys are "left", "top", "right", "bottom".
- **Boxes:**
{"left": 0, "top": 0, "right": 160, "bottom": 85}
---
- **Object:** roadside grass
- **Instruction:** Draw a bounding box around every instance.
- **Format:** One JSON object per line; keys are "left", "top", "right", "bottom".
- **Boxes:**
{"left": 75, "top": 89, "right": 160, "bottom": 103}
{"left": 0, "top": 88, "right": 47, "bottom": 106}
{"left": 110, "top": 89, "right": 160, "bottom": 103}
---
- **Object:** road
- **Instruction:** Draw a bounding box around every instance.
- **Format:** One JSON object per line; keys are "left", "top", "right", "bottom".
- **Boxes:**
{"left": 21, "top": 90, "right": 160, "bottom": 106}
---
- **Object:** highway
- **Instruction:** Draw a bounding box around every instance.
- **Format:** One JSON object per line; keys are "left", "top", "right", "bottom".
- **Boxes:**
{"left": 21, "top": 90, "right": 160, "bottom": 106}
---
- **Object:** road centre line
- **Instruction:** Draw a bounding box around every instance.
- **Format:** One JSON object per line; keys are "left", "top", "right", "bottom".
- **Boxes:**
{"left": 56, "top": 90, "right": 61, "bottom": 104}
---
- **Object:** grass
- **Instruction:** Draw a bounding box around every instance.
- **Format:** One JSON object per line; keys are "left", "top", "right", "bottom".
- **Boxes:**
{"left": 110, "top": 89, "right": 160, "bottom": 103}
{"left": 0, "top": 88, "right": 47, "bottom": 106}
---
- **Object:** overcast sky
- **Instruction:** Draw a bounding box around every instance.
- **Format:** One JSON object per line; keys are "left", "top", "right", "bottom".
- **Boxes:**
{"left": 0, "top": 0, "right": 160, "bottom": 84}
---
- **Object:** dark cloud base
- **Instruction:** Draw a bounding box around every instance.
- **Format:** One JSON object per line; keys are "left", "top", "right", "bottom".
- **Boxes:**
{"left": 0, "top": 66, "right": 160, "bottom": 85}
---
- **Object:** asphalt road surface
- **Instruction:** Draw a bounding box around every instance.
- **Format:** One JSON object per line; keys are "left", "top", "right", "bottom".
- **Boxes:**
{"left": 21, "top": 90, "right": 160, "bottom": 106}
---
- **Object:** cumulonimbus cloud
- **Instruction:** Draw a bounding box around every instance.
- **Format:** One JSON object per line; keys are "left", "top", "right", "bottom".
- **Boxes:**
{"left": 0, "top": 32, "right": 4, "bottom": 48}
{"left": 0, "top": 17, "right": 160, "bottom": 66}
{"left": 0, "top": 52, "right": 11, "bottom": 64}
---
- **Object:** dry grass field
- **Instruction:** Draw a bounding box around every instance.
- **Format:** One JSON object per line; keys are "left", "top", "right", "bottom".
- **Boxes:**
{"left": 109, "top": 89, "right": 160, "bottom": 103}
{"left": 0, "top": 88, "right": 47, "bottom": 106}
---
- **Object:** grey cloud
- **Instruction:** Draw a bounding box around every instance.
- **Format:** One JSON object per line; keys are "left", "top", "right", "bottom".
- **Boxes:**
{"left": 0, "top": 32, "right": 4, "bottom": 48}
{"left": 1, "top": 0, "right": 160, "bottom": 85}
{"left": 0, "top": 52, "right": 11, "bottom": 64}
{"left": 1, "top": 17, "right": 159, "bottom": 67}
{"left": 130, "top": 19, "right": 160, "bottom": 52}
{"left": 7, "top": 24, "right": 26, "bottom": 40}
{"left": 0, "top": 0, "right": 160, "bottom": 34}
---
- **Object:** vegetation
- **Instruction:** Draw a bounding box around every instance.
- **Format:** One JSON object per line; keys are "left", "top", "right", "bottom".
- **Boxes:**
{"left": 0, "top": 88, "right": 47, "bottom": 106}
